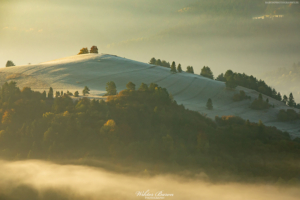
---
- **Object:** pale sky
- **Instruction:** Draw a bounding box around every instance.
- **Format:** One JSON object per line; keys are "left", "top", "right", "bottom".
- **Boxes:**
{"left": 1, "top": 0, "right": 300, "bottom": 76}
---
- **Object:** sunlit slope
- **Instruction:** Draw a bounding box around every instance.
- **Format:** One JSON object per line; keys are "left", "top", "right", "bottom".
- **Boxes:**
{"left": 0, "top": 54, "right": 299, "bottom": 137}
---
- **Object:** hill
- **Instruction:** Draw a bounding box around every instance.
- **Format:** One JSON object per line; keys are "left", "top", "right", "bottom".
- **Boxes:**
{"left": 0, "top": 53, "right": 299, "bottom": 137}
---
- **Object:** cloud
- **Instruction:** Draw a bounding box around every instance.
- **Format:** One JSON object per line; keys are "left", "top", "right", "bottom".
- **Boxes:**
{"left": 0, "top": 159, "right": 300, "bottom": 200}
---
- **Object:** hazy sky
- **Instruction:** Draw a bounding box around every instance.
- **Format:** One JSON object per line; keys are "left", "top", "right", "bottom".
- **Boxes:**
{"left": 1, "top": 0, "right": 299, "bottom": 76}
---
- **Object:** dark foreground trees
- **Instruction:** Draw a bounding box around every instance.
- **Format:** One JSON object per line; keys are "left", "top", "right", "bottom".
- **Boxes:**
{"left": 0, "top": 81, "right": 300, "bottom": 183}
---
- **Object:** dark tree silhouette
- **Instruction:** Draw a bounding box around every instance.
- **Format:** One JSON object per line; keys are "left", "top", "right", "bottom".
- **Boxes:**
{"left": 74, "top": 91, "right": 79, "bottom": 97}
{"left": 90, "top": 46, "right": 98, "bottom": 53}
{"left": 106, "top": 81, "right": 117, "bottom": 95}
{"left": 170, "top": 61, "right": 177, "bottom": 73}
{"left": 126, "top": 82, "right": 136, "bottom": 90}
{"left": 48, "top": 87, "right": 53, "bottom": 99}
{"left": 139, "top": 83, "right": 148, "bottom": 91}
{"left": 200, "top": 66, "right": 214, "bottom": 79}
{"left": 6, "top": 60, "right": 15, "bottom": 67}
{"left": 177, "top": 64, "right": 182, "bottom": 72}
{"left": 288, "top": 93, "right": 296, "bottom": 107}
{"left": 206, "top": 98, "right": 213, "bottom": 110}
{"left": 149, "top": 57, "right": 156, "bottom": 64}
{"left": 186, "top": 66, "right": 194, "bottom": 74}
{"left": 155, "top": 59, "right": 162, "bottom": 66}
{"left": 282, "top": 95, "right": 288, "bottom": 105}
{"left": 82, "top": 86, "right": 90, "bottom": 96}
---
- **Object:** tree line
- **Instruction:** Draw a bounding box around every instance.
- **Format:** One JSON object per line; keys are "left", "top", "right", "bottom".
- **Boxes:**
{"left": 149, "top": 57, "right": 299, "bottom": 109}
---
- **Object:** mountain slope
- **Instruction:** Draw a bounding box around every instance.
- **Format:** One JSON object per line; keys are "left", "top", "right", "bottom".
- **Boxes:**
{"left": 0, "top": 53, "right": 299, "bottom": 137}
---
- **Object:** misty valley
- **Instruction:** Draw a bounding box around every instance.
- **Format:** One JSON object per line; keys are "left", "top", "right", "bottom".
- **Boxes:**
{"left": 1, "top": 0, "right": 300, "bottom": 199}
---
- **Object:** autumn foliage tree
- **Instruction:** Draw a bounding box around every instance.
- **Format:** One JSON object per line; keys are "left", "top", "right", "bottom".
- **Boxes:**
{"left": 78, "top": 48, "right": 89, "bottom": 55}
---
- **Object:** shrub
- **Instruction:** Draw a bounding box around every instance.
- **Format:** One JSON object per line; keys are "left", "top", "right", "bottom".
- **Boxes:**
{"left": 277, "top": 109, "right": 300, "bottom": 121}
{"left": 206, "top": 98, "right": 213, "bottom": 110}
{"left": 232, "top": 90, "right": 250, "bottom": 101}
{"left": 250, "top": 94, "right": 270, "bottom": 110}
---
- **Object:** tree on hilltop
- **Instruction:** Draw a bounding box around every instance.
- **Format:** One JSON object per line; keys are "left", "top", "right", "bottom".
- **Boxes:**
{"left": 149, "top": 57, "right": 156, "bottom": 64}
{"left": 288, "top": 93, "right": 296, "bottom": 107}
{"left": 177, "top": 64, "right": 182, "bottom": 72}
{"left": 200, "top": 66, "right": 214, "bottom": 79}
{"left": 186, "top": 66, "right": 194, "bottom": 74}
{"left": 90, "top": 46, "right": 98, "bottom": 53}
{"left": 78, "top": 48, "right": 89, "bottom": 55}
{"left": 6, "top": 60, "right": 15, "bottom": 67}
{"left": 170, "top": 61, "right": 177, "bottom": 73}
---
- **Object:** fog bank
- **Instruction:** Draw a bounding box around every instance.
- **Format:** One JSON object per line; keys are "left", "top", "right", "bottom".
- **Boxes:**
{"left": 0, "top": 160, "right": 300, "bottom": 200}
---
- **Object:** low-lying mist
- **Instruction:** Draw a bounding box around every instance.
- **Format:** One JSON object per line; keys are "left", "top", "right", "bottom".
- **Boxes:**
{"left": 0, "top": 159, "right": 299, "bottom": 200}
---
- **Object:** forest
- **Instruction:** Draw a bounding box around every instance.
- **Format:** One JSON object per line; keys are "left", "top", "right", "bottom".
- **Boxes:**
{"left": 0, "top": 81, "right": 300, "bottom": 184}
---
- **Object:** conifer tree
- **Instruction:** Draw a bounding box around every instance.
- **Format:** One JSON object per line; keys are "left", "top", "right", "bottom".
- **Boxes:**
{"left": 149, "top": 57, "right": 156, "bottom": 64}
{"left": 82, "top": 86, "right": 90, "bottom": 96}
{"left": 106, "top": 81, "right": 117, "bottom": 95}
{"left": 170, "top": 61, "right": 177, "bottom": 73}
{"left": 282, "top": 95, "right": 288, "bottom": 105}
{"left": 48, "top": 87, "right": 53, "bottom": 99}
{"left": 177, "top": 64, "right": 182, "bottom": 72}
{"left": 156, "top": 59, "right": 162, "bottom": 66}
{"left": 288, "top": 93, "right": 296, "bottom": 107}
{"left": 206, "top": 98, "right": 213, "bottom": 110}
